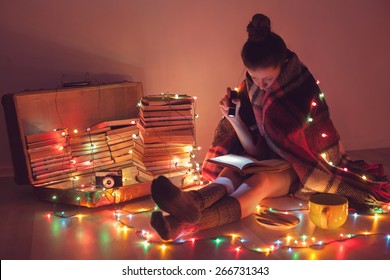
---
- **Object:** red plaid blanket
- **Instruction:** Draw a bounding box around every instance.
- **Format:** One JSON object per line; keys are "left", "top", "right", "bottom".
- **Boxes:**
{"left": 202, "top": 50, "right": 390, "bottom": 211}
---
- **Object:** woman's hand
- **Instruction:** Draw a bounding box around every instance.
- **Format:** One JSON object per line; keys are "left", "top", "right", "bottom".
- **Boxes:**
{"left": 219, "top": 87, "right": 242, "bottom": 123}
{"left": 218, "top": 87, "right": 262, "bottom": 157}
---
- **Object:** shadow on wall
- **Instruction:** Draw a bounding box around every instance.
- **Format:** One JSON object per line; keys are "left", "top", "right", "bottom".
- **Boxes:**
{"left": 0, "top": 26, "right": 146, "bottom": 177}
{"left": 0, "top": 26, "right": 146, "bottom": 94}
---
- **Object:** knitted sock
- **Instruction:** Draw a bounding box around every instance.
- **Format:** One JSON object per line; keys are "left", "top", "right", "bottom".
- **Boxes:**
{"left": 191, "top": 182, "right": 229, "bottom": 211}
{"left": 150, "top": 211, "right": 199, "bottom": 242}
{"left": 151, "top": 176, "right": 228, "bottom": 224}
{"left": 198, "top": 196, "right": 242, "bottom": 230}
{"left": 150, "top": 196, "right": 241, "bottom": 242}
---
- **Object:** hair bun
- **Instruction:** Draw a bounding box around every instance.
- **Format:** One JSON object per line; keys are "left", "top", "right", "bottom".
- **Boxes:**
{"left": 247, "top": 14, "right": 271, "bottom": 41}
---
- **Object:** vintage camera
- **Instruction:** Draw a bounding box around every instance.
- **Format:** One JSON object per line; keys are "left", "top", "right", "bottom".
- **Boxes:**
{"left": 228, "top": 90, "right": 238, "bottom": 118}
{"left": 95, "top": 171, "right": 123, "bottom": 189}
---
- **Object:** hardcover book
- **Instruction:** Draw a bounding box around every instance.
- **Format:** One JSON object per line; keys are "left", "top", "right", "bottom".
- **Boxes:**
{"left": 206, "top": 154, "right": 291, "bottom": 175}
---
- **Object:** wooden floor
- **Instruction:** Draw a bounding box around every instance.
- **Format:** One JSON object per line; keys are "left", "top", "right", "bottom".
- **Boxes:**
{"left": 1, "top": 147, "right": 390, "bottom": 260}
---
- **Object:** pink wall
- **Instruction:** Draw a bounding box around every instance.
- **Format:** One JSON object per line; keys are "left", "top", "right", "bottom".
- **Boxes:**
{"left": 1, "top": 0, "right": 389, "bottom": 176}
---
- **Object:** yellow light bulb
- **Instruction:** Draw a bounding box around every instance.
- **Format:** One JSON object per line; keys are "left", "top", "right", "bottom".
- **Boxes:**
{"left": 185, "top": 145, "right": 194, "bottom": 152}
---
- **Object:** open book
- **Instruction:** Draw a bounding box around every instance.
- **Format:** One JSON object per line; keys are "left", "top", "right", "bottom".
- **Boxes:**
{"left": 206, "top": 154, "right": 291, "bottom": 175}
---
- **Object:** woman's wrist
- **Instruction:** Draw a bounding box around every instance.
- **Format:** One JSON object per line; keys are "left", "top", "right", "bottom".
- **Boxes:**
{"left": 227, "top": 115, "right": 245, "bottom": 130}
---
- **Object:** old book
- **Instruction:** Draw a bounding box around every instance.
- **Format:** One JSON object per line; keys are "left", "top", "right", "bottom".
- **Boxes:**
{"left": 136, "top": 169, "right": 186, "bottom": 182}
{"left": 137, "top": 122, "right": 193, "bottom": 133}
{"left": 106, "top": 136, "right": 134, "bottom": 146}
{"left": 139, "top": 109, "right": 192, "bottom": 118}
{"left": 141, "top": 103, "right": 192, "bottom": 111}
{"left": 25, "top": 130, "right": 66, "bottom": 144}
{"left": 29, "top": 150, "right": 72, "bottom": 163}
{"left": 139, "top": 127, "right": 194, "bottom": 138}
{"left": 206, "top": 154, "right": 291, "bottom": 175}
{"left": 91, "top": 118, "right": 137, "bottom": 129}
{"left": 140, "top": 115, "right": 193, "bottom": 123}
{"left": 27, "top": 141, "right": 68, "bottom": 153}
{"left": 33, "top": 164, "right": 73, "bottom": 176}
{"left": 133, "top": 156, "right": 190, "bottom": 169}
{"left": 113, "top": 153, "right": 133, "bottom": 163}
{"left": 70, "top": 140, "right": 108, "bottom": 151}
{"left": 32, "top": 159, "right": 74, "bottom": 172}
{"left": 133, "top": 139, "right": 189, "bottom": 155}
{"left": 72, "top": 151, "right": 112, "bottom": 163}
{"left": 27, "top": 138, "right": 67, "bottom": 150}
{"left": 106, "top": 125, "right": 138, "bottom": 136}
{"left": 132, "top": 151, "right": 189, "bottom": 163}
{"left": 111, "top": 146, "right": 133, "bottom": 158}
{"left": 108, "top": 141, "right": 134, "bottom": 152}
{"left": 133, "top": 159, "right": 190, "bottom": 173}
{"left": 68, "top": 134, "right": 107, "bottom": 145}
{"left": 141, "top": 94, "right": 193, "bottom": 106}
{"left": 31, "top": 155, "right": 73, "bottom": 168}
{"left": 139, "top": 133, "right": 193, "bottom": 144}
{"left": 138, "top": 116, "right": 194, "bottom": 127}
{"left": 71, "top": 146, "right": 110, "bottom": 157}
{"left": 106, "top": 131, "right": 136, "bottom": 142}
{"left": 73, "top": 127, "right": 111, "bottom": 137}
{"left": 75, "top": 158, "right": 115, "bottom": 171}
{"left": 37, "top": 175, "right": 96, "bottom": 190}
{"left": 35, "top": 167, "right": 77, "bottom": 180}
{"left": 140, "top": 134, "right": 194, "bottom": 145}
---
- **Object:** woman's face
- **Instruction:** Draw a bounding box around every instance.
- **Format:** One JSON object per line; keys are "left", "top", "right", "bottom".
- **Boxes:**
{"left": 247, "top": 65, "right": 281, "bottom": 90}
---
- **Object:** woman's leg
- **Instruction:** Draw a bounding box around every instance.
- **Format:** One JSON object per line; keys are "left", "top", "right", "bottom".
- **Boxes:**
{"left": 231, "top": 167, "right": 298, "bottom": 218}
{"left": 150, "top": 167, "right": 243, "bottom": 223}
{"left": 151, "top": 168, "right": 297, "bottom": 241}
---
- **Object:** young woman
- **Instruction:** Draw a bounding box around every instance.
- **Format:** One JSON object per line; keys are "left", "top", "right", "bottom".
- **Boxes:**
{"left": 149, "top": 14, "right": 390, "bottom": 242}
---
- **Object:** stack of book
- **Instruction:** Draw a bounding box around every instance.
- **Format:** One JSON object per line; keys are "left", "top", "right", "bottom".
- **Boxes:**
{"left": 133, "top": 94, "right": 196, "bottom": 182}
{"left": 25, "top": 118, "right": 138, "bottom": 186}
{"left": 27, "top": 128, "right": 75, "bottom": 182}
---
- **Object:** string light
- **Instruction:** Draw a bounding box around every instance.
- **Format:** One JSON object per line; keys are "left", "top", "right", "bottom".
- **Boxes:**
{"left": 42, "top": 202, "right": 389, "bottom": 258}
{"left": 42, "top": 87, "right": 390, "bottom": 258}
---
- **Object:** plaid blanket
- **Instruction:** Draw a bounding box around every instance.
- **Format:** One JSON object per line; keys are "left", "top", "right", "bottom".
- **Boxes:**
{"left": 202, "top": 50, "right": 390, "bottom": 211}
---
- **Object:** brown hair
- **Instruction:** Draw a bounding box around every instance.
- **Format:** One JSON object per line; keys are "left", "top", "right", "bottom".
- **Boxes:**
{"left": 241, "top": 14, "right": 287, "bottom": 69}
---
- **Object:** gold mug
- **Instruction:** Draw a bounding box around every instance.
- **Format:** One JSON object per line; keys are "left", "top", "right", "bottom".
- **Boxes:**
{"left": 308, "top": 193, "right": 348, "bottom": 229}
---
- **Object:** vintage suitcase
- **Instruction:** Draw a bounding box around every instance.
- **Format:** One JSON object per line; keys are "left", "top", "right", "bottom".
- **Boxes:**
{"left": 2, "top": 82, "right": 159, "bottom": 207}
